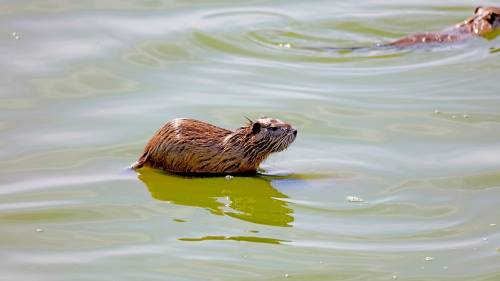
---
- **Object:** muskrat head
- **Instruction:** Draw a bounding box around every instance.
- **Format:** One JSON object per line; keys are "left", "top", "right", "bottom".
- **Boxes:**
{"left": 468, "top": 6, "right": 500, "bottom": 37}
{"left": 234, "top": 117, "right": 297, "bottom": 162}
{"left": 249, "top": 117, "right": 297, "bottom": 153}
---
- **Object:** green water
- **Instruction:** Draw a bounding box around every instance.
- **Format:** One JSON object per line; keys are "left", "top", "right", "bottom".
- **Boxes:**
{"left": 1, "top": 1, "right": 500, "bottom": 280}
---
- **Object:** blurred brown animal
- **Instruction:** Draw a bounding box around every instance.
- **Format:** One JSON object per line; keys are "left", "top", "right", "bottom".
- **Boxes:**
{"left": 388, "top": 6, "right": 500, "bottom": 47}
{"left": 131, "top": 117, "right": 297, "bottom": 175}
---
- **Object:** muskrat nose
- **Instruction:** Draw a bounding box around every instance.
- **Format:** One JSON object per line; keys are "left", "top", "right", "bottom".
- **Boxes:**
{"left": 292, "top": 129, "right": 297, "bottom": 137}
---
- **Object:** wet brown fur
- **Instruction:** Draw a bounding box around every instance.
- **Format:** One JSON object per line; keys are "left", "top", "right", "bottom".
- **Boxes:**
{"left": 131, "top": 117, "right": 297, "bottom": 175}
{"left": 389, "top": 6, "right": 500, "bottom": 47}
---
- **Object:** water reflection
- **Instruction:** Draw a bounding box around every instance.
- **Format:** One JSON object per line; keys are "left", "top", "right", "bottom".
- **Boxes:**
{"left": 33, "top": 66, "right": 139, "bottom": 99}
{"left": 137, "top": 168, "right": 294, "bottom": 227}
{"left": 124, "top": 40, "right": 196, "bottom": 68}
{"left": 179, "top": 235, "right": 289, "bottom": 245}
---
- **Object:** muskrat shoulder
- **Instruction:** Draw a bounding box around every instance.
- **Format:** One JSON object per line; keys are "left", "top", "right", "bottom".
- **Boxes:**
{"left": 388, "top": 6, "right": 500, "bottom": 47}
{"left": 131, "top": 117, "right": 297, "bottom": 175}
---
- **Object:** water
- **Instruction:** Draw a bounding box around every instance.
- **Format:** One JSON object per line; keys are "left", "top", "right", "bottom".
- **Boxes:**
{"left": 1, "top": 1, "right": 500, "bottom": 280}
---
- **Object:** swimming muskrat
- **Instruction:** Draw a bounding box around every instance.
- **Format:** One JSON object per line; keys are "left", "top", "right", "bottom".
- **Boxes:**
{"left": 319, "top": 6, "right": 500, "bottom": 51}
{"left": 131, "top": 117, "right": 297, "bottom": 175}
{"left": 387, "top": 6, "right": 500, "bottom": 47}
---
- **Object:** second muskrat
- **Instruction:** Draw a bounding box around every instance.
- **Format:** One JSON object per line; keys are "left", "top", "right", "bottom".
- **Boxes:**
{"left": 131, "top": 117, "right": 297, "bottom": 175}
{"left": 319, "top": 6, "right": 500, "bottom": 50}
{"left": 387, "top": 6, "right": 500, "bottom": 47}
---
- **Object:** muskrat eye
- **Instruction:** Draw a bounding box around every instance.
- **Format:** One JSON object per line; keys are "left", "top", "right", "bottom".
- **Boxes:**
{"left": 269, "top": 127, "right": 278, "bottom": 131}
{"left": 488, "top": 13, "right": 498, "bottom": 24}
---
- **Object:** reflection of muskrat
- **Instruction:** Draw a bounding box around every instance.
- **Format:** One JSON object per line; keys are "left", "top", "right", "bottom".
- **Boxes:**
{"left": 137, "top": 168, "right": 294, "bottom": 226}
{"left": 388, "top": 6, "right": 500, "bottom": 47}
{"left": 131, "top": 117, "right": 297, "bottom": 175}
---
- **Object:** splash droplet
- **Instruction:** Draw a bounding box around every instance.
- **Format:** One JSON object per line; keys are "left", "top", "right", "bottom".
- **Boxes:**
{"left": 11, "top": 31, "right": 20, "bottom": 40}
{"left": 424, "top": 256, "right": 433, "bottom": 261}
{"left": 346, "top": 195, "right": 364, "bottom": 203}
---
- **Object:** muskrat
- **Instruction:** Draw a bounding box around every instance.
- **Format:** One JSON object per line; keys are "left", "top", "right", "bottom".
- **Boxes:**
{"left": 387, "top": 6, "right": 500, "bottom": 47}
{"left": 319, "top": 6, "right": 500, "bottom": 51}
{"left": 131, "top": 117, "right": 297, "bottom": 175}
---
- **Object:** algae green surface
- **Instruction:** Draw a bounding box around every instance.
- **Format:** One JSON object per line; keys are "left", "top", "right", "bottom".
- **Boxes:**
{"left": 1, "top": 1, "right": 500, "bottom": 280}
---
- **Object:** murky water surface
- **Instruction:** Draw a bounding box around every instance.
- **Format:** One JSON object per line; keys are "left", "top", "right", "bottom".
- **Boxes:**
{"left": 1, "top": 1, "right": 500, "bottom": 280}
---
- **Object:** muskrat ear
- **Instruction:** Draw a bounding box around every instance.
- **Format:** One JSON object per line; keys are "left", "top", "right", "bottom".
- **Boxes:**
{"left": 251, "top": 122, "right": 261, "bottom": 134}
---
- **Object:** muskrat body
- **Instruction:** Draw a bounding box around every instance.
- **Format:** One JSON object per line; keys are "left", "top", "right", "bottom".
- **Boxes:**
{"left": 131, "top": 117, "right": 297, "bottom": 175}
{"left": 388, "top": 6, "right": 500, "bottom": 47}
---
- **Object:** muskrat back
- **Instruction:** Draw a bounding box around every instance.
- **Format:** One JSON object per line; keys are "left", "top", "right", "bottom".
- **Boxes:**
{"left": 131, "top": 117, "right": 297, "bottom": 175}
